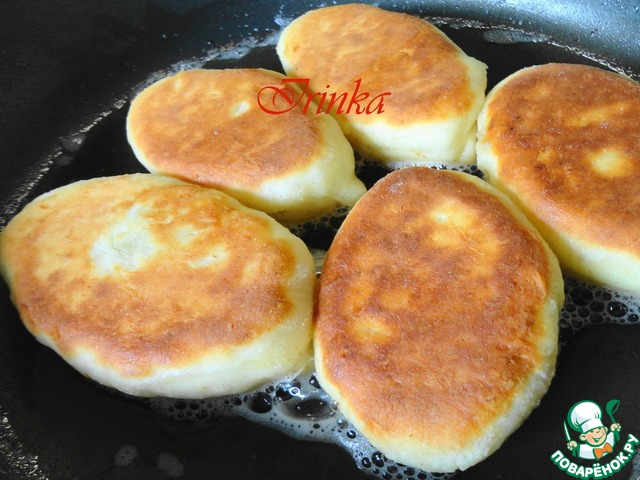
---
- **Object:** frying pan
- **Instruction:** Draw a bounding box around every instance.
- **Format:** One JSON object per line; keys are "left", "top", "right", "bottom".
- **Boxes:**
{"left": 1, "top": 1, "right": 640, "bottom": 479}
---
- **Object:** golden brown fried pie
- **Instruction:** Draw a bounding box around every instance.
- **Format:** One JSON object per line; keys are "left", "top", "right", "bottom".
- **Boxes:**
{"left": 0, "top": 174, "right": 316, "bottom": 398}
{"left": 277, "top": 4, "right": 487, "bottom": 166}
{"left": 127, "top": 68, "right": 365, "bottom": 223}
{"left": 314, "top": 167, "right": 563, "bottom": 472}
{"left": 477, "top": 63, "right": 640, "bottom": 295}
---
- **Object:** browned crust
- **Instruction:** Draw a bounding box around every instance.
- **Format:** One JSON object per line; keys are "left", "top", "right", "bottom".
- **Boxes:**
{"left": 127, "top": 68, "right": 323, "bottom": 189}
{"left": 315, "top": 167, "right": 556, "bottom": 447}
{"left": 0, "top": 175, "right": 301, "bottom": 377}
{"left": 482, "top": 63, "right": 640, "bottom": 254}
{"left": 279, "top": 4, "right": 478, "bottom": 124}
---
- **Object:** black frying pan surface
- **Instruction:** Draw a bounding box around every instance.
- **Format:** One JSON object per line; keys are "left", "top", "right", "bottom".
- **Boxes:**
{"left": 1, "top": 1, "right": 640, "bottom": 479}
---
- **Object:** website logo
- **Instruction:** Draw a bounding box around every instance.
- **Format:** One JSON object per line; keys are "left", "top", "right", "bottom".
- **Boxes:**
{"left": 550, "top": 399, "right": 639, "bottom": 479}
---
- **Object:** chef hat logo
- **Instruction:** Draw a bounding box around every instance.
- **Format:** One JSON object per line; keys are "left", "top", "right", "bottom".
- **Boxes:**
{"left": 568, "top": 400, "right": 604, "bottom": 434}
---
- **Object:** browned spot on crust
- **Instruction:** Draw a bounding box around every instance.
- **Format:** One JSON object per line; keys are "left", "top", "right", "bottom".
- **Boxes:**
{"left": 483, "top": 63, "right": 640, "bottom": 253}
{"left": 127, "top": 69, "right": 323, "bottom": 189}
{"left": 0, "top": 175, "right": 299, "bottom": 377}
{"left": 280, "top": 4, "right": 476, "bottom": 124}
{"left": 315, "top": 167, "right": 555, "bottom": 447}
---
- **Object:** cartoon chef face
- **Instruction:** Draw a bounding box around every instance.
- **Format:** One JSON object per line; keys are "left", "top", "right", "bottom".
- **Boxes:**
{"left": 581, "top": 425, "right": 609, "bottom": 447}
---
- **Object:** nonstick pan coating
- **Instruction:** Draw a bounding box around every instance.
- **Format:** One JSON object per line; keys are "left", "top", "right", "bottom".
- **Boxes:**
{"left": 1, "top": 1, "right": 640, "bottom": 479}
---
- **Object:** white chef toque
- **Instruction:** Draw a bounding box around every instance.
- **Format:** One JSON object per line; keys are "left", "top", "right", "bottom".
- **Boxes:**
{"left": 568, "top": 401, "right": 605, "bottom": 434}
